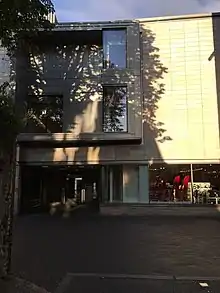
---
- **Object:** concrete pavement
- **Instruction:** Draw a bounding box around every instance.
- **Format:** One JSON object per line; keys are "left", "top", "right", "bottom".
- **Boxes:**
{"left": 2, "top": 274, "right": 219, "bottom": 293}
{"left": 10, "top": 209, "right": 220, "bottom": 292}
{"left": 0, "top": 276, "right": 50, "bottom": 293}
{"left": 54, "top": 273, "right": 220, "bottom": 293}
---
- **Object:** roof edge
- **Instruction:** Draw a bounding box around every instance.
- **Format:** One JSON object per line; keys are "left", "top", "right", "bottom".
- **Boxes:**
{"left": 57, "top": 19, "right": 136, "bottom": 27}
{"left": 137, "top": 12, "right": 214, "bottom": 23}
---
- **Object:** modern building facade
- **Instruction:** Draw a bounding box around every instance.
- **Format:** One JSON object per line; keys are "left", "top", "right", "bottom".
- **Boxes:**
{"left": 13, "top": 12, "right": 220, "bottom": 213}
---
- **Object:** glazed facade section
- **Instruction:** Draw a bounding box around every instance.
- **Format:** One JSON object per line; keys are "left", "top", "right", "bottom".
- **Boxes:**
{"left": 15, "top": 13, "right": 220, "bottom": 211}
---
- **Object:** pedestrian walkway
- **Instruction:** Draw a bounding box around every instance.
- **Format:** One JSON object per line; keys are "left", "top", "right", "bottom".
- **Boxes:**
{"left": 0, "top": 276, "right": 50, "bottom": 293}
{"left": 54, "top": 273, "right": 220, "bottom": 293}
{"left": 1, "top": 274, "right": 220, "bottom": 293}
{"left": 12, "top": 214, "right": 220, "bottom": 292}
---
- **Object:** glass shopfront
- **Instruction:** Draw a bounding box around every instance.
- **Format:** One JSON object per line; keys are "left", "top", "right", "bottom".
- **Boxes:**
{"left": 102, "top": 165, "right": 123, "bottom": 203}
{"left": 149, "top": 164, "right": 220, "bottom": 204}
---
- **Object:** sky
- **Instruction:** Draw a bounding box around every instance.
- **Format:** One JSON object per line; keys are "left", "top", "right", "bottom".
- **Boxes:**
{"left": 53, "top": 0, "right": 220, "bottom": 22}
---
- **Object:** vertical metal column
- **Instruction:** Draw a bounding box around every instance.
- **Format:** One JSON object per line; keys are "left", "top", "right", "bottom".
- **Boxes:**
{"left": 109, "top": 168, "right": 113, "bottom": 203}
{"left": 101, "top": 166, "right": 106, "bottom": 203}
{"left": 190, "top": 164, "right": 194, "bottom": 203}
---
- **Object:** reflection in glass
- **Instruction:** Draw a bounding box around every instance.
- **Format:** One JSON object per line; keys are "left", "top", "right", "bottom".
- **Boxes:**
{"left": 25, "top": 95, "right": 63, "bottom": 133}
{"left": 103, "top": 86, "right": 127, "bottom": 132}
{"left": 103, "top": 30, "right": 126, "bottom": 69}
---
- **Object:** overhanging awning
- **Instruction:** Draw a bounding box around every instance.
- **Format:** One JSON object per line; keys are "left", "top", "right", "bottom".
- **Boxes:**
{"left": 17, "top": 132, "right": 142, "bottom": 148}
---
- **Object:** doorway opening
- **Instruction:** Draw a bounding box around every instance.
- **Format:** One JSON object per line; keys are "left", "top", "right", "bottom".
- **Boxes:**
{"left": 19, "top": 164, "right": 101, "bottom": 214}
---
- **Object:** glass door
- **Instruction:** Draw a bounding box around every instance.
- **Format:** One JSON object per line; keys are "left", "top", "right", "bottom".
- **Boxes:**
{"left": 102, "top": 165, "right": 123, "bottom": 203}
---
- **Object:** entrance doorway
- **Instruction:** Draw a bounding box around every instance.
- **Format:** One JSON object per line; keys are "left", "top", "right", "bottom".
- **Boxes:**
{"left": 20, "top": 165, "right": 101, "bottom": 214}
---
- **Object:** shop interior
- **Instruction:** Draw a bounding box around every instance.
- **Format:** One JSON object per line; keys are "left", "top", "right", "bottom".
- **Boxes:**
{"left": 20, "top": 165, "right": 101, "bottom": 214}
{"left": 149, "top": 164, "right": 220, "bottom": 204}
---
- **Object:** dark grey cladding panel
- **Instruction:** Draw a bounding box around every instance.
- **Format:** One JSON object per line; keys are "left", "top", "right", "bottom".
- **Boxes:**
{"left": 17, "top": 132, "right": 142, "bottom": 147}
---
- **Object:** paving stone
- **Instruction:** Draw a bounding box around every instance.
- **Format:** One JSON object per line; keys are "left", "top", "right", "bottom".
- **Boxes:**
{"left": 0, "top": 276, "right": 50, "bottom": 293}
{"left": 11, "top": 212, "right": 220, "bottom": 292}
{"left": 54, "top": 275, "right": 220, "bottom": 293}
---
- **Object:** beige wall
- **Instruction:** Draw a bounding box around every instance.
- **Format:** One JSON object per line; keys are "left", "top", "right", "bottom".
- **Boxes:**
{"left": 140, "top": 15, "right": 220, "bottom": 163}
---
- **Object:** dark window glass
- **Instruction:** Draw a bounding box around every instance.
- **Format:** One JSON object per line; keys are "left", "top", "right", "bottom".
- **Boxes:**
{"left": 103, "top": 30, "right": 126, "bottom": 69}
{"left": 25, "top": 95, "right": 63, "bottom": 133}
{"left": 102, "top": 165, "right": 123, "bottom": 202}
{"left": 112, "top": 165, "right": 123, "bottom": 202}
{"left": 103, "top": 86, "right": 127, "bottom": 132}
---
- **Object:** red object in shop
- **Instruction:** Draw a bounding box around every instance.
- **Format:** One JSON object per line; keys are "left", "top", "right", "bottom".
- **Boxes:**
{"left": 173, "top": 175, "right": 181, "bottom": 185}
{"left": 183, "top": 175, "right": 190, "bottom": 187}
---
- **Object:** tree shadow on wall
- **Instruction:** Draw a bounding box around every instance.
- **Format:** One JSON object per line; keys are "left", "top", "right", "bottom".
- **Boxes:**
{"left": 21, "top": 32, "right": 130, "bottom": 163}
{"left": 24, "top": 36, "right": 103, "bottom": 135}
{"left": 140, "top": 25, "right": 172, "bottom": 161}
{"left": 24, "top": 36, "right": 106, "bottom": 163}
{"left": 115, "top": 24, "right": 171, "bottom": 162}
{"left": 18, "top": 25, "right": 171, "bottom": 164}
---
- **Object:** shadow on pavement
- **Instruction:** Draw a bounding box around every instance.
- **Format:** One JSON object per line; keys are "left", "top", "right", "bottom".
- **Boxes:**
{"left": 12, "top": 213, "right": 220, "bottom": 293}
{"left": 55, "top": 274, "right": 220, "bottom": 293}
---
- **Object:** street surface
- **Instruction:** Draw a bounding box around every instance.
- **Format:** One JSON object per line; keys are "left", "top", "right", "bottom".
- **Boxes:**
{"left": 11, "top": 210, "right": 220, "bottom": 292}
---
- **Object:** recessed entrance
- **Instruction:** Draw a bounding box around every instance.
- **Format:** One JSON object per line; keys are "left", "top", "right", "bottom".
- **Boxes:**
{"left": 20, "top": 165, "right": 101, "bottom": 214}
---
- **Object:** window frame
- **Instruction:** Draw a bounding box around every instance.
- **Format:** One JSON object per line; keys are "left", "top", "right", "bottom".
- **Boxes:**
{"left": 102, "top": 84, "right": 128, "bottom": 133}
{"left": 102, "top": 28, "right": 127, "bottom": 69}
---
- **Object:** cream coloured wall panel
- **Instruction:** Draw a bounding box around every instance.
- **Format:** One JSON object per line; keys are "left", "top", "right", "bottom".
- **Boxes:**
{"left": 139, "top": 15, "right": 220, "bottom": 162}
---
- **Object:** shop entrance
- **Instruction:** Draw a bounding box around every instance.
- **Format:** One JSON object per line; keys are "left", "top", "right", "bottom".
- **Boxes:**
{"left": 20, "top": 165, "right": 101, "bottom": 214}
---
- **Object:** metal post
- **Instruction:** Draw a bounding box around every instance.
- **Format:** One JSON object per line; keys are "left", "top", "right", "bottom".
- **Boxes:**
{"left": 190, "top": 164, "right": 194, "bottom": 204}
{"left": 81, "top": 189, "right": 85, "bottom": 203}
{"left": 109, "top": 168, "right": 113, "bottom": 203}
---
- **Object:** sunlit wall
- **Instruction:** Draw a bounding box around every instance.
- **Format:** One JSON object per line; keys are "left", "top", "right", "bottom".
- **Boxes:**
{"left": 139, "top": 14, "right": 220, "bottom": 163}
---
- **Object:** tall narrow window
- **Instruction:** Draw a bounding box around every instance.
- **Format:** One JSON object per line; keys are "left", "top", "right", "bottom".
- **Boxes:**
{"left": 103, "top": 29, "right": 126, "bottom": 69}
{"left": 25, "top": 95, "right": 63, "bottom": 133}
{"left": 103, "top": 86, "right": 127, "bottom": 132}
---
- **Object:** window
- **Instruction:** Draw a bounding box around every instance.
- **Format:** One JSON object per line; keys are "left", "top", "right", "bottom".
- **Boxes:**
{"left": 103, "top": 86, "right": 127, "bottom": 132}
{"left": 25, "top": 95, "right": 63, "bottom": 133}
{"left": 149, "top": 163, "right": 220, "bottom": 205}
{"left": 103, "top": 29, "right": 126, "bottom": 69}
{"left": 149, "top": 164, "right": 191, "bottom": 203}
